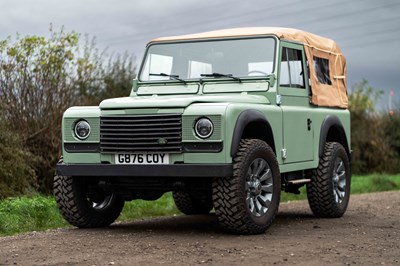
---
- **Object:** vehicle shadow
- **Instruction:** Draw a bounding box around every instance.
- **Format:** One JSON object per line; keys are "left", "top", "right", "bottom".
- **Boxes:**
{"left": 80, "top": 209, "right": 317, "bottom": 236}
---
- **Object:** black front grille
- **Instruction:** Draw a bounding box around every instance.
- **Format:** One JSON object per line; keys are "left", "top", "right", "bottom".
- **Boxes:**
{"left": 100, "top": 114, "right": 182, "bottom": 153}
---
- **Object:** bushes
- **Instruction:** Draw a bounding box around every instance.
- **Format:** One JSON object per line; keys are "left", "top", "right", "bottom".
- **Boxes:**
{"left": 349, "top": 80, "right": 400, "bottom": 174}
{"left": 0, "top": 27, "right": 136, "bottom": 195}
{"left": 0, "top": 110, "right": 37, "bottom": 199}
{"left": 384, "top": 105, "right": 400, "bottom": 156}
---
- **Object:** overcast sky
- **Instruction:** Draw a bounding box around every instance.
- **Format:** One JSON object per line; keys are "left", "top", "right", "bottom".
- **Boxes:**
{"left": 0, "top": 0, "right": 399, "bottom": 109}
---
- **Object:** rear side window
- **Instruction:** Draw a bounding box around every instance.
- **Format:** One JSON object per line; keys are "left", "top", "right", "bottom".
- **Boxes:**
{"left": 313, "top": 57, "right": 332, "bottom": 85}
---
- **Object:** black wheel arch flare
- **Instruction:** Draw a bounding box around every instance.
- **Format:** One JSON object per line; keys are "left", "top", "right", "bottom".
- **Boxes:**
{"left": 231, "top": 109, "right": 275, "bottom": 157}
{"left": 319, "top": 115, "right": 351, "bottom": 160}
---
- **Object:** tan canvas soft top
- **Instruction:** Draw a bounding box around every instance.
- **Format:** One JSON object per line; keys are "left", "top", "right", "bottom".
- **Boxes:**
{"left": 151, "top": 27, "right": 348, "bottom": 108}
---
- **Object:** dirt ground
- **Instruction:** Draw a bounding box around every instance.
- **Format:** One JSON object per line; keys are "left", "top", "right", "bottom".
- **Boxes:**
{"left": 1, "top": 191, "right": 399, "bottom": 266}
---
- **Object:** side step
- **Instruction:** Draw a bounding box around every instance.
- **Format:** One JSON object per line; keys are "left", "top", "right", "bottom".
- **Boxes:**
{"left": 287, "top": 178, "right": 311, "bottom": 185}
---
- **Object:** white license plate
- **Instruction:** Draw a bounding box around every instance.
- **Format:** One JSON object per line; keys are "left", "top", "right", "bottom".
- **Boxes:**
{"left": 115, "top": 153, "right": 169, "bottom": 165}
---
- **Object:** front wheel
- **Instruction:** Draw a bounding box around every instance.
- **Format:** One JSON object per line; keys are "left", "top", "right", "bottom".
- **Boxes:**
{"left": 212, "top": 139, "right": 281, "bottom": 234}
{"left": 306, "top": 142, "right": 351, "bottom": 217}
{"left": 54, "top": 175, "right": 124, "bottom": 228}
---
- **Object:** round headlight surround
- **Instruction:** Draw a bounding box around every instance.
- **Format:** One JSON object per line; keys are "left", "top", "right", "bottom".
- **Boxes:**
{"left": 74, "top": 120, "right": 91, "bottom": 140}
{"left": 194, "top": 117, "right": 214, "bottom": 139}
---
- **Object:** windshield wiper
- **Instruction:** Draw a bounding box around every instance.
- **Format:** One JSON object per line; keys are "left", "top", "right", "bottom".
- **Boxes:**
{"left": 200, "top": 72, "right": 242, "bottom": 82}
{"left": 149, "top": 73, "right": 186, "bottom": 84}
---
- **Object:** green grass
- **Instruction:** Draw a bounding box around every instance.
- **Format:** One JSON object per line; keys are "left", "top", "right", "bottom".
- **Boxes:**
{"left": 118, "top": 193, "right": 180, "bottom": 221}
{"left": 281, "top": 173, "right": 400, "bottom": 202}
{"left": 1, "top": 174, "right": 399, "bottom": 237}
{"left": 0, "top": 193, "right": 180, "bottom": 237}
{"left": 0, "top": 196, "right": 69, "bottom": 236}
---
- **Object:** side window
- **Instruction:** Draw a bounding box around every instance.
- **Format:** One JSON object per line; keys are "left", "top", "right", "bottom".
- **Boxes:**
{"left": 279, "top": 47, "right": 305, "bottom": 88}
{"left": 313, "top": 57, "right": 332, "bottom": 85}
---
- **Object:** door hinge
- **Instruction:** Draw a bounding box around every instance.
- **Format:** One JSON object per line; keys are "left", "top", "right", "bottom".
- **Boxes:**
{"left": 281, "top": 148, "right": 287, "bottom": 159}
{"left": 276, "top": 94, "right": 282, "bottom": 105}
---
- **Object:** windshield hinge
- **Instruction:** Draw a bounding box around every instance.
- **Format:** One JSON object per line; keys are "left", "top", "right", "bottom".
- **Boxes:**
{"left": 268, "top": 73, "right": 276, "bottom": 87}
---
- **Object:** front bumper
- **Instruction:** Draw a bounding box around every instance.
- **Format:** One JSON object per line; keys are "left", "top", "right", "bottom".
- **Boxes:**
{"left": 56, "top": 163, "right": 233, "bottom": 178}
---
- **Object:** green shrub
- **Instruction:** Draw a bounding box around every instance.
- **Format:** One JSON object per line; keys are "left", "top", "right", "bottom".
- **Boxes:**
{"left": 0, "top": 111, "right": 37, "bottom": 199}
{"left": 0, "top": 27, "right": 136, "bottom": 194}
{"left": 349, "top": 80, "right": 400, "bottom": 174}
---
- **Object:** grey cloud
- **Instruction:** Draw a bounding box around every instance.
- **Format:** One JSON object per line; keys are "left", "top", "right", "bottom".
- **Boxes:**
{"left": 0, "top": 0, "right": 399, "bottom": 107}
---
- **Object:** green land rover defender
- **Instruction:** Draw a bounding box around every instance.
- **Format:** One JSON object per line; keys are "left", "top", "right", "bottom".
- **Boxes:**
{"left": 55, "top": 27, "right": 351, "bottom": 234}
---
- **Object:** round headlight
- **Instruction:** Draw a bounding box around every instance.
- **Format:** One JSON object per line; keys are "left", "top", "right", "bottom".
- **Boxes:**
{"left": 195, "top": 118, "right": 213, "bottom": 139}
{"left": 74, "top": 120, "right": 91, "bottom": 140}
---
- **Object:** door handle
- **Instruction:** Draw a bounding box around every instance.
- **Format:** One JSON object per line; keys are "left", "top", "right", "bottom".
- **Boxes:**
{"left": 307, "top": 118, "right": 312, "bottom": 131}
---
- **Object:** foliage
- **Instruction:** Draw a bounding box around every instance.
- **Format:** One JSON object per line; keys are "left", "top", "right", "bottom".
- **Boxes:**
{"left": 0, "top": 27, "right": 136, "bottom": 193}
{"left": 99, "top": 53, "right": 137, "bottom": 102}
{"left": 74, "top": 36, "right": 137, "bottom": 105}
{"left": 0, "top": 195, "right": 68, "bottom": 235}
{"left": 348, "top": 80, "right": 399, "bottom": 174}
{"left": 0, "top": 107, "right": 37, "bottom": 199}
{"left": 118, "top": 193, "right": 180, "bottom": 221}
{"left": 383, "top": 102, "right": 400, "bottom": 165}
{"left": 350, "top": 174, "right": 400, "bottom": 194}
{"left": 348, "top": 79, "right": 382, "bottom": 116}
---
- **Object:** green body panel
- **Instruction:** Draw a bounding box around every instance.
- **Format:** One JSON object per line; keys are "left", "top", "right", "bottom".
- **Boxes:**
{"left": 203, "top": 81, "right": 269, "bottom": 93}
{"left": 60, "top": 37, "right": 351, "bottom": 176}
{"left": 62, "top": 107, "right": 101, "bottom": 144}
{"left": 64, "top": 117, "right": 100, "bottom": 142}
{"left": 63, "top": 152, "right": 101, "bottom": 164}
{"left": 137, "top": 84, "right": 199, "bottom": 95}
{"left": 99, "top": 92, "right": 270, "bottom": 109}
{"left": 223, "top": 102, "right": 283, "bottom": 165}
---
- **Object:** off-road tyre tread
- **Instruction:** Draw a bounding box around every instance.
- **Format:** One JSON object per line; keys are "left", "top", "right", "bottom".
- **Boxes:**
{"left": 212, "top": 139, "right": 280, "bottom": 234}
{"left": 54, "top": 175, "right": 124, "bottom": 228}
{"left": 306, "top": 142, "right": 350, "bottom": 218}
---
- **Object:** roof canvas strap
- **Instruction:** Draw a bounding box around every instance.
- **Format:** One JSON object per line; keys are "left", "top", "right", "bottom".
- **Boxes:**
{"left": 303, "top": 43, "right": 343, "bottom": 56}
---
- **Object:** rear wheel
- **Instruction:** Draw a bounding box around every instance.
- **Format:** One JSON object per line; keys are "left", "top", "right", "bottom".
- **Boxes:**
{"left": 306, "top": 142, "right": 351, "bottom": 217}
{"left": 212, "top": 139, "right": 280, "bottom": 234}
{"left": 172, "top": 190, "right": 213, "bottom": 215}
{"left": 54, "top": 175, "right": 124, "bottom": 228}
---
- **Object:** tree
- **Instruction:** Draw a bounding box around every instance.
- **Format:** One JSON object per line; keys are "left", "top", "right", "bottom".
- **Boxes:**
{"left": 383, "top": 101, "right": 400, "bottom": 172}
{"left": 348, "top": 80, "right": 399, "bottom": 173}
{"left": 0, "top": 27, "right": 136, "bottom": 193}
{"left": 0, "top": 105, "right": 37, "bottom": 198}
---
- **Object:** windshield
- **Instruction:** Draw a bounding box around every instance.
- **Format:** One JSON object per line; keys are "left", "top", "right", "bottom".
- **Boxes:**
{"left": 139, "top": 37, "right": 276, "bottom": 82}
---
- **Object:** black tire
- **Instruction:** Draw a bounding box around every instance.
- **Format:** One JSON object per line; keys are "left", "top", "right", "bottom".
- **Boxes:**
{"left": 212, "top": 139, "right": 281, "bottom": 234}
{"left": 306, "top": 142, "right": 351, "bottom": 218}
{"left": 54, "top": 175, "right": 124, "bottom": 228}
{"left": 172, "top": 190, "right": 213, "bottom": 215}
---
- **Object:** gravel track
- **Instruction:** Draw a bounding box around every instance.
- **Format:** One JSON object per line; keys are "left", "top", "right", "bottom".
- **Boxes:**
{"left": 1, "top": 191, "right": 399, "bottom": 266}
